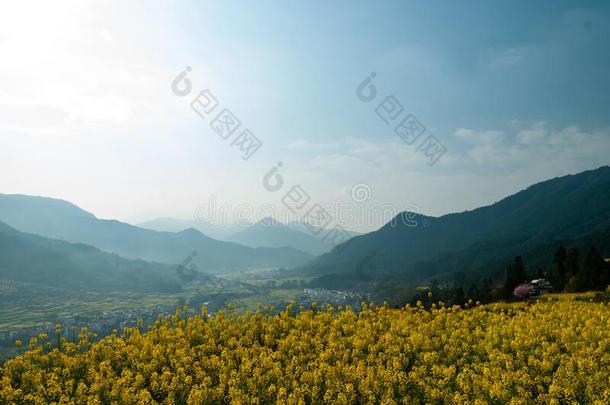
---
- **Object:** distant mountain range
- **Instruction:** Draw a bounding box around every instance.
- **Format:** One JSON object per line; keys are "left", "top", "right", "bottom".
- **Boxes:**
{"left": 284, "top": 222, "right": 360, "bottom": 240}
{"left": 0, "top": 221, "right": 179, "bottom": 292}
{"left": 2, "top": 166, "right": 609, "bottom": 293}
{"left": 136, "top": 217, "right": 248, "bottom": 241}
{"left": 0, "top": 195, "right": 313, "bottom": 273}
{"left": 303, "top": 166, "right": 610, "bottom": 288}
{"left": 227, "top": 217, "right": 333, "bottom": 256}
{"left": 138, "top": 217, "right": 360, "bottom": 256}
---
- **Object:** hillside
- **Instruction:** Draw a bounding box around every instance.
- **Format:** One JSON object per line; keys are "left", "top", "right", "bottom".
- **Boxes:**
{"left": 0, "top": 195, "right": 313, "bottom": 272}
{"left": 303, "top": 166, "right": 610, "bottom": 285}
{"left": 0, "top": 221, "right": 179, "bottom": 292}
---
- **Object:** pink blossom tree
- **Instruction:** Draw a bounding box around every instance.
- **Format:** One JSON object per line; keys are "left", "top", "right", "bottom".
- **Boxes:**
{"left": 513, "top": 283, "right": 531, "bottom": 299}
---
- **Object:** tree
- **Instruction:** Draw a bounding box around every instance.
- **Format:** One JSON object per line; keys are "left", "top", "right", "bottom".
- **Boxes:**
{"left": 567, "top": 248, "right": 581, "bottom": 279}
{"left": 513, "top": 256, "right": 527, "bottom": 283}
{"left": 565, "top": 248, "right": 584, "bottom": 292}
{"left": 513, "top": 283, "right": 531, "bottom": 299}
{"left": 479, "top": 278, "right": 492, "bottom": 303}
{"left": 453, "top": 287, "right": 466, "bottom": 307}
{"left": 602, "top": 257, "right": 610, "bottom": 288}
{"left": 504, "top": 256, "right": 527, "bottom": 299}
{"left": 553, "top": 245, "right": 568, "bottom": 289}
{"left": 582, "top": 246, "right": 605, "bottom": 291}
{"left": 565, "top": 247, "right": 605, "bottom": 292}
{"left": 467, "top": 283, "right": 479, "bottom": 302}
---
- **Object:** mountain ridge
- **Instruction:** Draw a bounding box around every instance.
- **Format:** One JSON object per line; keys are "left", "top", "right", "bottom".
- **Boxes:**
{"left": 0, "top": 195, "right": 313, "bottom": 272}
{"left": 227, "top": 217, "right": 334, "bottom": 256}
{"left": 303, "top": 166, "right": 610, "bottom": 285}
{"left": 0, "top": 220, "right": 180, "bottom": 292}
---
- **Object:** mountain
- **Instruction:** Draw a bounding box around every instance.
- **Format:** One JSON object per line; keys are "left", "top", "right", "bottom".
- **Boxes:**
{"left": 227, "top": 218, "right": 334, "bottom": 255}
{"left": 312, "top": 222, "right": 610, "bottom": 292}
{"left": 303, "top": 166, "right": 610, "bottom": 286}
{"left": 136, "top": 217, "right": 195, "bottom": 233}
{"left": 285, "top": 222, "right": 360, "bottom": 239}
{"left": 0, "top": 221, "right": 180, "bottom": 292}
{"left": 136, "top": 217, "right": 249, "bottom": 241}
{"left": 0, "top": 195, "right": 313, "bottom": 272}
{"left": 141, "top": 217, "right": 357, "bottom": 255}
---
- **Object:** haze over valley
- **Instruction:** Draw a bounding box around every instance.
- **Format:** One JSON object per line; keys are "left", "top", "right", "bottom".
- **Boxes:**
{"left": 1, "top": 1, "right": 609, "bottom": 402}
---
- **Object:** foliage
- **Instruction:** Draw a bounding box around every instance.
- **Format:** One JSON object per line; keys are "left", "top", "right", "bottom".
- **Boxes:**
{"left": 513, "top": 283, "right": 531, "bottom": 299}
{"left": 1, "top": 300, "right": 609, "bottom": 404}
{"left": 504, "top": 256, "right": 527, "bottom": 299}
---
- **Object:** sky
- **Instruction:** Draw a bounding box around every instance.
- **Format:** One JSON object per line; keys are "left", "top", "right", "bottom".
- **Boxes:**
{"left": 1, "top": 0, "right": 609, "bottom": 232}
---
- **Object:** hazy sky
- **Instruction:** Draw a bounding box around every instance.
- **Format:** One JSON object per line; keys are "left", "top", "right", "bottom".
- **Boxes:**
{"left": 1, "top": 1, "right": 609, "bottom": 232}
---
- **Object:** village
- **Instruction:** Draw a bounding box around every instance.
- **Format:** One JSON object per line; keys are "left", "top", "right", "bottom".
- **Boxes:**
{"left": 0, "top": 305, "right": 172, "bottom": 349}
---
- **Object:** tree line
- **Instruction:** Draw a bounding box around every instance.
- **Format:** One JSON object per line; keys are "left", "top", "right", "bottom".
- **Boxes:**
{"left": 503, "top": 245, "right": 609, "bottom": 297}
{"left": 409, "top": 245, "right": 609, "bottom": 308}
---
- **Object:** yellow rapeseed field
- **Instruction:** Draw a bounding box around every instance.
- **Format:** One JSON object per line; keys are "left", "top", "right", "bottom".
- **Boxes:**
{"left": 1, "top": 300, "right": 609, "bottom": 404}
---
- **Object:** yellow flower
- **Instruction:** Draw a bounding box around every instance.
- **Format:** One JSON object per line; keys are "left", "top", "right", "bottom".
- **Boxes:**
{"left": 0, "top": 299, "right": 608, "bottom": 403}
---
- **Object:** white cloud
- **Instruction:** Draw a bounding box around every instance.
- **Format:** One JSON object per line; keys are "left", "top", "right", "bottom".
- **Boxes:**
{"left": 0, "top": 1, "right": 198, "bottom": 224}
{"left": 453, "top": 124, "right": 610, "bottom": 171}
{"left": 0, "top": 1, "right": 184, "bottom": 136}
{"left": 286, "top": 139, "right": 340, "bottom": 151}
{"left": 0, "top": 3, "right": 607, "bottom": 233}
{"left": 273, "top": 124, "right": 610, "bottom": 231}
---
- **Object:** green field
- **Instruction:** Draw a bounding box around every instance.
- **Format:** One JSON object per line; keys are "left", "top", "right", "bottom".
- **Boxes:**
{"left": 0, "top": 270, "right": 308, "bottom": 333}
{"left": 0, "top": 280, "right": 179, "bottom": 331}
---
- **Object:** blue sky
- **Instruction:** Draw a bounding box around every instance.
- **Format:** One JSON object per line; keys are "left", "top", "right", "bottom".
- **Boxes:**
{"left": 172, "top": 0, "right": 610, "bottom": 133}
{"left": 1, "top": 1, "right": 609, "bottom": 231}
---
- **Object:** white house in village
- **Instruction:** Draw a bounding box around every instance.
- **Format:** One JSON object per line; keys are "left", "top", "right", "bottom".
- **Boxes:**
{"left": 529, "top": 278, "right": 553, "bottom": 297}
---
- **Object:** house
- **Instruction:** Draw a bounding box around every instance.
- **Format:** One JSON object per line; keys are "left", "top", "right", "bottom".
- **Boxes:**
{"left": 530, "top": 279, "right": 553, "bottom": 297}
